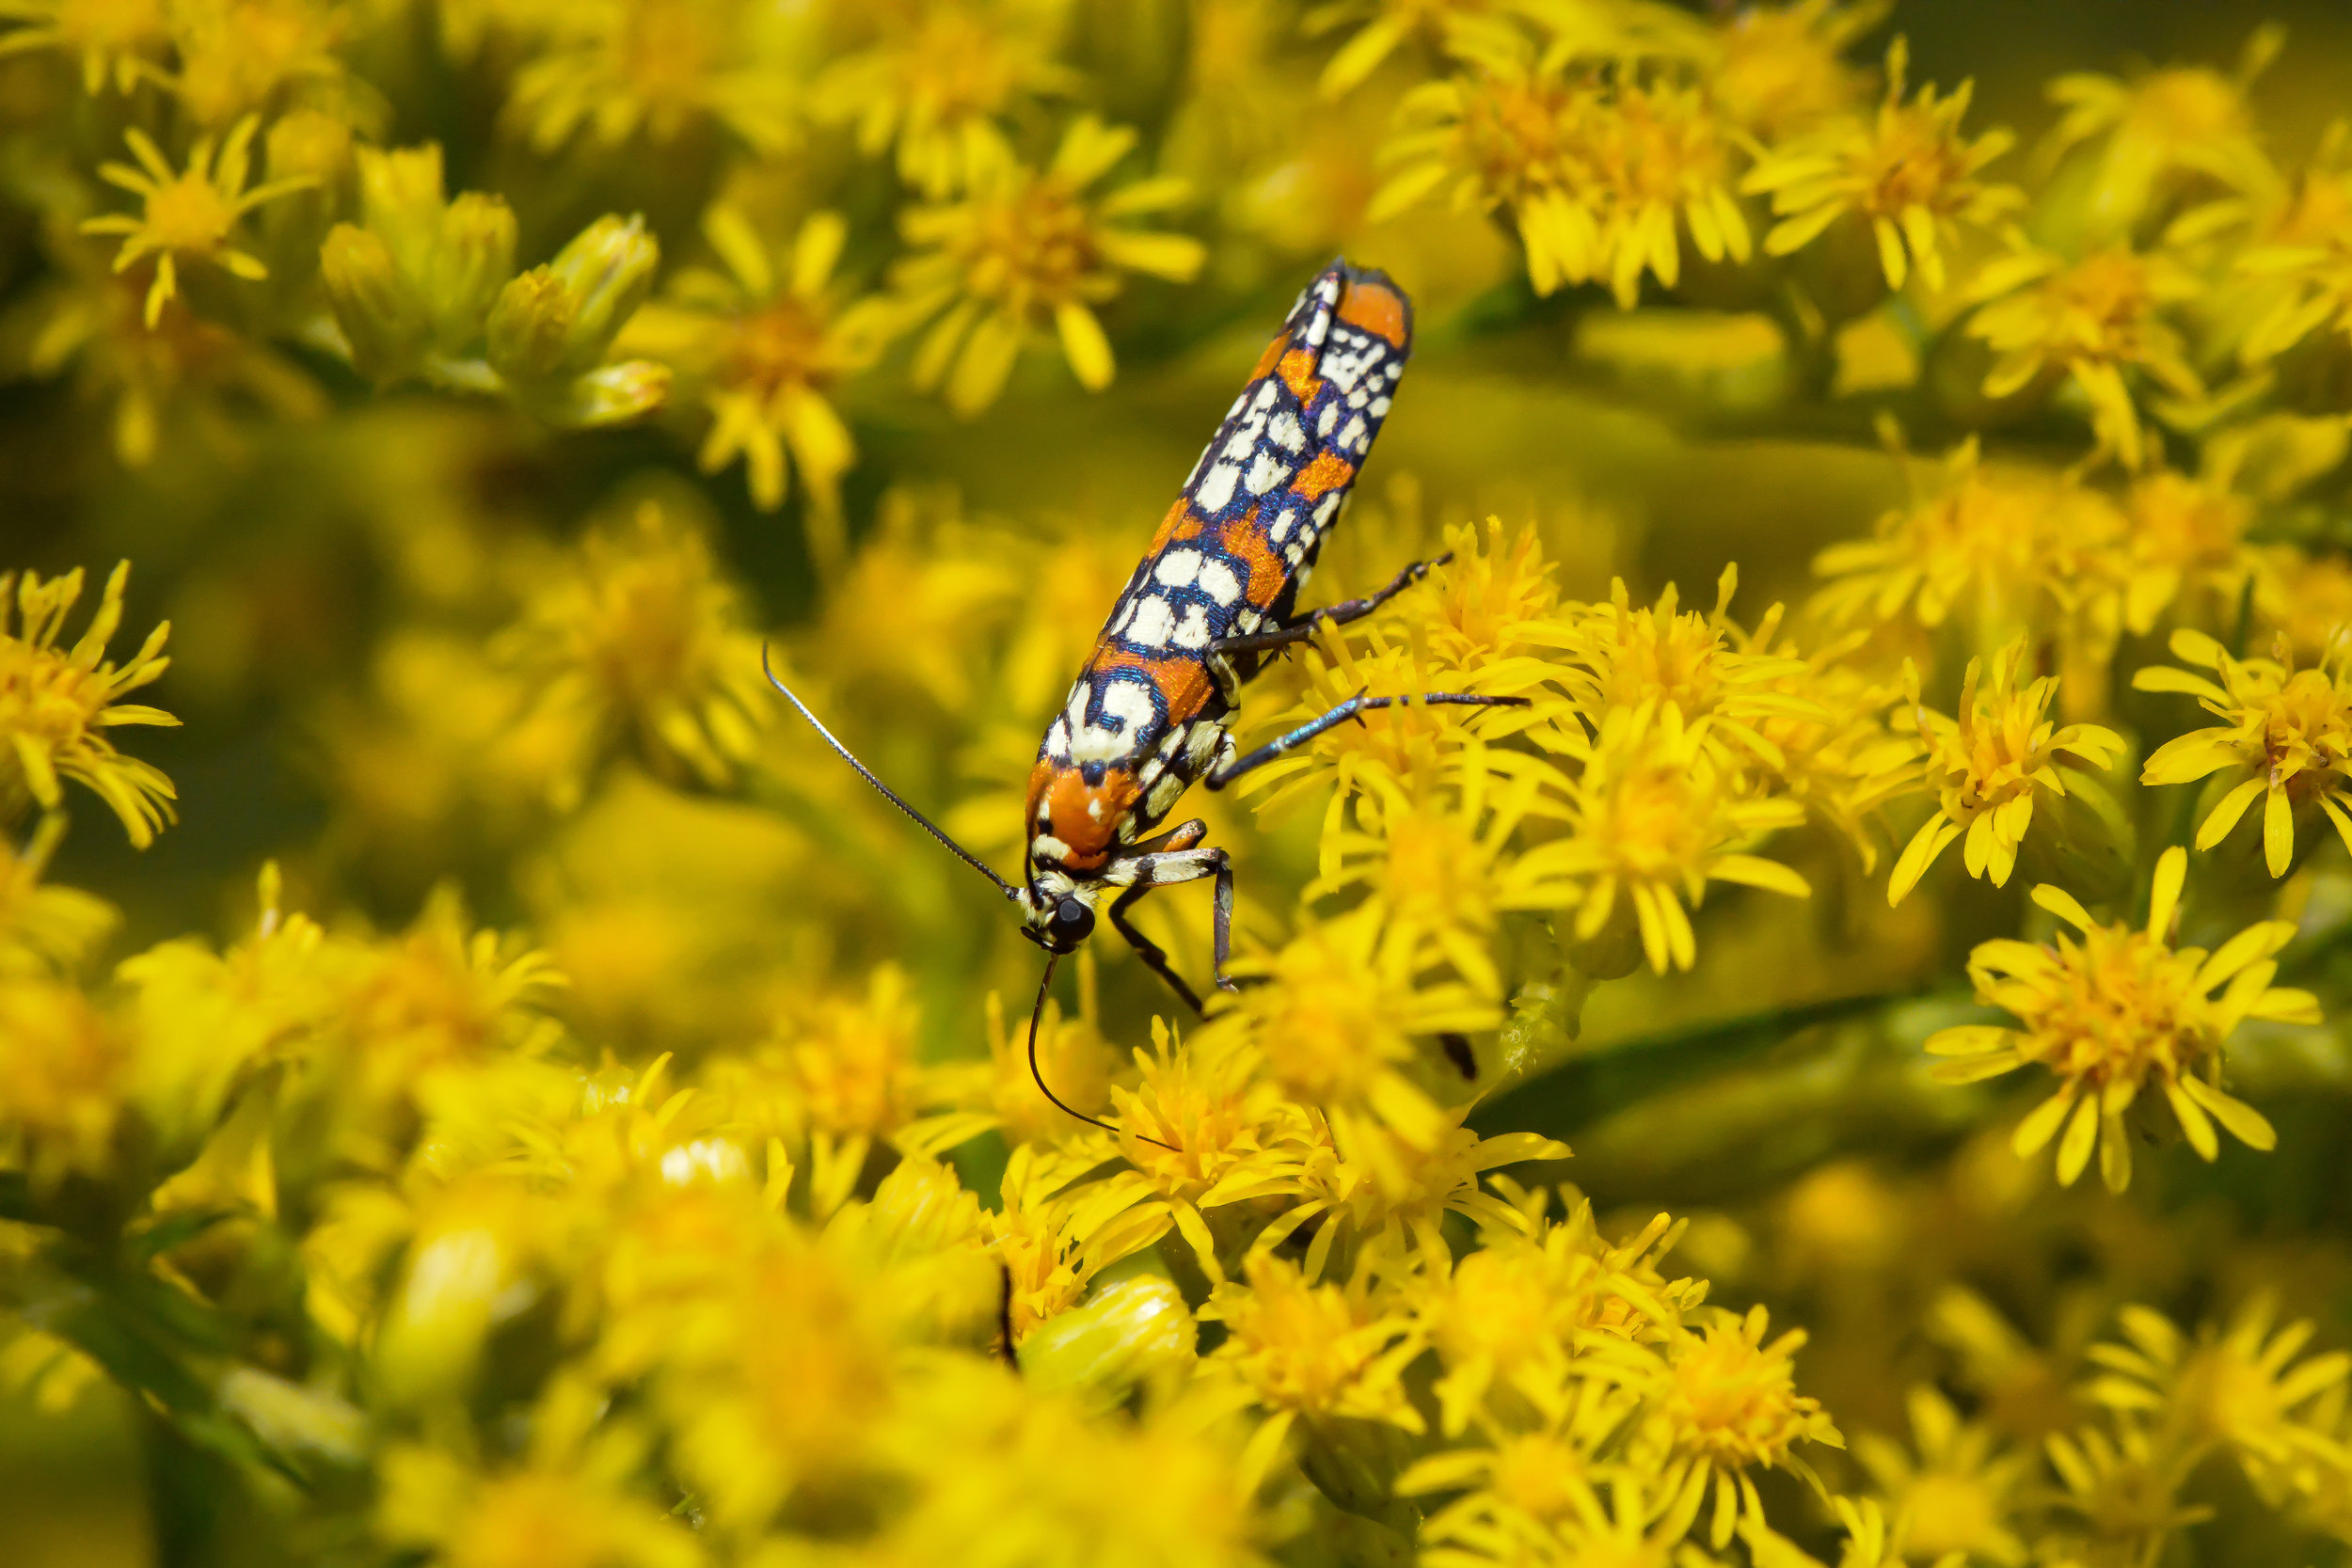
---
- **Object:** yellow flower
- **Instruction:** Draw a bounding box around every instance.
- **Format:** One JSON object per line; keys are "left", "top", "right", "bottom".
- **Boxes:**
{"left": 1199, "top": 1251, "right": 1424, "bottom": 1486}
{"left": 503, "top": 0, "right": 793, "bottom": 152}
{"left": 1419, "top": 1200, "right": 1689, "bottom": 1434}
{"left": 1218, "top": 904, "right": 1499, "bottom": 1141}
{"left": 1744, "top": 38, "right": 2022, "bottom": 293}
{"left": 813, "top": 0, "right": 1077, "bottom": 197}
{"left": 498, "top": 500, "right": 773, "bottom": 808}
{"left": 378, "top": 1383, "right": 700, "bottom": 1568}
{"left": 1377, "top": 43, "right": 1751, "bottom": 306}
{"left": 166, "top": 0, "right": 348, "bottom": 128}
{"left": 1925, "top": 847, "right": 2320, "bottom": 1192}
{"left": 1963, "top": 245, "right": 2204, "bottom": 469}
{"left": 2136, "top": 627, "right": 2352, "bottom": 876}
{"left": 896, "top": 116, "right": 1204, "bottom": 416}
{"left": 2084, "top": 1300, "right": 2351, "bottom": 1479}
{"left": 1851, "top": 1385, "right": 2032, "bottom": 1566}
{"left": 1704, "top": 0, "right": 1881, "bottom": 140}
{"left": 0, "top": 976, "right": 128, "bottom": 1189}
{"left": 617, "top": 207, "right": 895, "bottom": 519}
{"left": 2236, "top": 132, "right": 2352, "bottom": 364}
{"left": 79, "top": 116, "right": 311, "bottom": 326}
{"left": 1311, "top": 780, "right": 1578, "bottom": 998}
{"left": 1520, "top": 702, "right": 1811, "bottom": 974}
{"left": 1811, "top": 436, "right": 2129, "bottom": 648}
{"left": 0, "top": 814, "right": 116, "bottom": 976}
{"left": 1653, "top": 1305, "right": 1842, "bottom": 1551}
{"left": 0, "top": 0, "right": 169, "bottom": 93}
{"left": 987, "top": 1143, "right": 1172, "bottom": 1342}
{"left": 2118, "top": 469, "right": 2259, "bottom": 636}
{"left": 0, "top": 561, "right": 177, "bottom": 847}
{"left": 2042, "top": 24, "right": 2280, "bottom": 241}
{"left": 1534, "top": 570, "right": 1823, "bottom": 779}
{"left": 2038, "top": 1418, "right": 2209, "bottom": 1568}
{"left": 1885, "top": 637, "right": 2125, "bottom": 904}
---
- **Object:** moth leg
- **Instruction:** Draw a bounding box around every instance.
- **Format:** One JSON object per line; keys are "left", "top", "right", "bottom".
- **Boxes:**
{"left": 1210, "top": 552, "right": 1453, "bottom": 658}
{"left": 1108, "top": 821, "right": 1211, "bottom": 1015}
{"left": 1105, "top": 838, "right": 1238, "bottom": 1002}
{"left": 1205, "top": 691, "right": 1530, "bottom": 788}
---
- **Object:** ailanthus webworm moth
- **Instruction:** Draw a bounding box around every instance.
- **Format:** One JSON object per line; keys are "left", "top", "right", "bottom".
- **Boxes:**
{"left": 767, "top": 260, "right": 1526, "bottom": 1145}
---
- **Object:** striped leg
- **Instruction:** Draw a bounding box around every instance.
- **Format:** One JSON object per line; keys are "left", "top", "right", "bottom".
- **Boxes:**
{"left": 1205, "top": 691, "right": 1530, "bottom": 788}
{"left": 1209, "top": 553, "right": 1452, "bottom": 658}
{"left": 1106, "top": 839, "right": 1237, "bottom": 1006}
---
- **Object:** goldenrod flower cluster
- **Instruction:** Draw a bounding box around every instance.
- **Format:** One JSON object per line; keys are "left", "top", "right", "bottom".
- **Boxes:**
{"left": 6, "top": 5, "right": 2352, "bottom": 1568}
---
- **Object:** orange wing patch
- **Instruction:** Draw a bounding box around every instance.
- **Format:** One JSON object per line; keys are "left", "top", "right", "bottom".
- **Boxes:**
{"left": 1337, "top": 277, "right": 1410, "bottom": 347}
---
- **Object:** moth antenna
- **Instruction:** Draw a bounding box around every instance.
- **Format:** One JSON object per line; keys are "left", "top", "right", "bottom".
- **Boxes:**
{"left": 763, "top": 643, "right": 1021, "bottom": 901}
{"left": 1030, "top": 955, "right": 1173, "bottom": 1150}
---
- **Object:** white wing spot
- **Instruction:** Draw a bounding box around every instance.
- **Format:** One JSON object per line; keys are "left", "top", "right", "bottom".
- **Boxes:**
{"left": 1269, "top": 411, "right": 1306, "bottom": 452}
{"left": 1172, "top": 604, "right": 1212, "bottom": 650}
{"left": 1195, "top": 463, "right": 1240, "bottom": 514}
{"left": 1154, "top": 548, "right": 1203, "bottom": 588}
{"left": 1339, "top": 415, "right": 1367, "bottom": 451}
{"left": 1198, "top": 558, "right": 1243, "bottom": 606}
{"left": 1147, "top": 772, "right": 1185, "bottom": 818}
{"left": 1245, "top": 451, "right": 1291, "bottom": 496}
{"left": 1317, "top": 401, "right": 1339, "bottom": 438}
{"left": 1125, "top": 594, "right": 1176, "bottom": 649}
{"left": 1368, "top": 395, "right": 1391, "bottom": 419}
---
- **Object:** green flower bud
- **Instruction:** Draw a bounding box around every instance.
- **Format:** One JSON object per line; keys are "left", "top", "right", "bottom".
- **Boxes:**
{"left": 549, "top": 360, "right": 671, "bottom": 427}
{"left": 321, "top": 223, "right": 428, "bottom": 383}
{"left": 427, "top": 192, "right": 516, "bottom": 354}
{"left": 355, "top": 143, "right": 450, "bottom": 284}
{"left": 542, "top": 214, "right": 660, "bottom": 374}
{"left": 1016, "top": 1275, "right": 1193, "bottom": 1412}
{"left": 485, "top": 266, "right": 573, "bottom": 383}
{"left": 2018, "top": 764, "right": 2137, "bottom": 909}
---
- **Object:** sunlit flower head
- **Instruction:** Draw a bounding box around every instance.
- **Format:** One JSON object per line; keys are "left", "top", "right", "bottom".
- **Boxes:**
{"left": 79, "top": 117, "right": 311, "bottom": 326}
{"left": 1521, "top": 702, "right": 1810, "bottom": 974}
{"left": 1311, "top": 776, "right": 1576, "bottom": 999}
{"left": 1200, "top": 1251, "right": 1423, "bottom": 1484}
{"left": 1811, "top": 437, "right": 2129, "bottom": 645}
{"left": 498, "top": 500, "right": 773, "bottom": 807}
{"left": 895, "top": 116, "right": 1204, "bottom": 416}
{"left": 2135, "top": 627, "right": 2352, "bottom": 877}
{"left": 0, "top": 0, "right": 169, "bottom": 93}
{"left": 1851, "top": 1385, "right": 2032, "bottom": 1566}
{"left": 814, "top": 0, "right": 1076, "bottom": 197}
{"left": 2042, "top": 24, "right": 2280, "bottom": 240}
{"left": 1402, "top": 517, "right": 1563, "bottom": 689}
{"left": 1745, "top": 37, "right": 2022, "bottom": 293}
{"left": 1963, "top": 244, "right": 2203, "bottom": 469}
{"left": 1419, "top": 1204, "right": 1683, "bottom": 1434}
{"left": 987, "top": 1143, "right": 1172, "bottom": 1341}
{"left": 1219, "top": 905, "right": 1499, "bottom": 1142}
{"left": 504, "top": 0, "right": 793, "bottom": 152}
{"left": 2084, "top": 1300, "right": 2351, "bottom": 1480}
{"left": 1538, "top": 570, "right": 1821, "bottom": 777}
{"left": 1377, "top": 44, "right": 1752, "bottom": 306}
{"left": 1704, "top": 0, "right": 1882, "bottom": 140}
{"left": 1654, "top": 1305, "right": 1842, "bottom": 1550}
{"left": 618, "top": 207, "right": 896, "bottom": 519}
{"left": 1885, "top": 637, "right": 2125, "bottom": 904}
{"left": 0, "top": 562, "right": 176, "bottom": 847}
{"left": 1926, "top": 847, "right": 2319, "bottom": 1192}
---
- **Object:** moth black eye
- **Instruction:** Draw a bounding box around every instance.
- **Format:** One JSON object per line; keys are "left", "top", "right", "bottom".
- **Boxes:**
{"left": 1049, "top": 897, "right": 1095, "bottom": 945}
